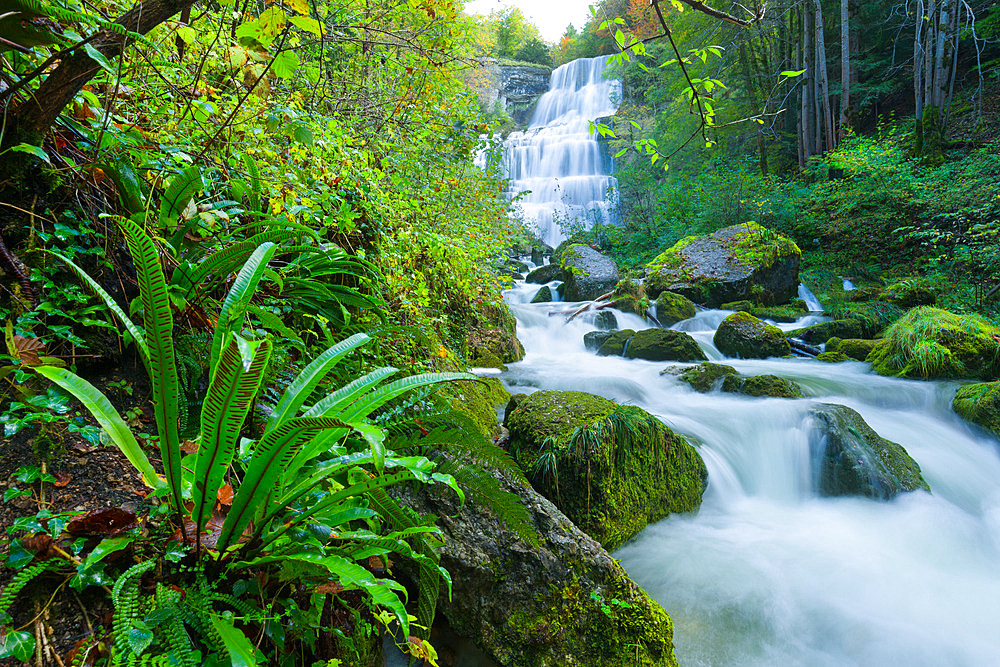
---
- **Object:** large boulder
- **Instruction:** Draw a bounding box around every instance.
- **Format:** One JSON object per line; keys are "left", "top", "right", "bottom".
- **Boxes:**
{"left": 560, "top": 245, "right": 620, "bottom": 302}
{"left": 721, "top": 374, "right": 803, "bottom": 398}
{"left": 596, "top": 329, "right": 635, "bottom": 357}
{"left": 952, "top": 382, "right": 1000, "bottom": 438}
{"left": 721, "top": 299, "right": 809, "bottom": 323}
{"left": 867, "top": 307, "right": 1000, "bottom": 380}
{"left": 531, "top": 285, "right": 552, "bottom": 303}
{"left": 661, "top": 362, "right": 737, "bottom": 393}
{"left": 610, "top": 279, "right": 648, "bottom": 317}
{"left": 826, "top": 338, "right": 878, "bottom": 361}
{"left": 624, "top": 329, "right": 707, "bottom": 362}
{"left": 526, "top": 263, "right": 565, "bottom": 284}
{"left": 584, "top": 330, "right": 614, "bottom": 352}
{"left": 656, "top": 291, "right": 697, "bottom": 326}
{"left": 507, "top": 390, "right": 708, "bottom": 550}
{"left": 399, "top": 467, "right": 678, "bottom": 667}
{"left": 594, "top": 310, "right": 618, "bottom": 330}
{"left": 645, "top": 222, "right": 801, "bottom": 307}
{"left": 809, "top": 403, "right": 930, "bottom": 499}
{"left": 714, "top": 312, "right": 790, "bottom": 359}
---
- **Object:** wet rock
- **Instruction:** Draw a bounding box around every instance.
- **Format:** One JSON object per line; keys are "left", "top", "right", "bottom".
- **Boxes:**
{"left": 525, "top": 263, "right": 564, "bottom": 284}
{"left": 610, "top": 279, "right": 648, "bottom": 317}
{"left": 560, "top": 245, "right": 620, "bottom": 302}
{"left": 662, "top": 362, "right": 738, "bottom": 393}
{"left": 656, "top": 291, "right": 697, "bottom": 326}
{"left": 787, "top": 319, "right": 863, "bottom": 344}
{"left": 504, "top": 393, "right": 529, "bottom": 426}
{"left": 507, "top": 390, "right": 707, "bottom": 549}
{"left": 953, "top": 382, "right": 1000, "bottom": 438}
{"left": 809, "top": 403, "right": 930, "bottom": 499}
{"left": 594, "top": 310, "right": 618, "bottom": 330}
{"left": 596, "top": 329, "right": 635, "bottom": 357}
{"left": 530, "top": 286, "right": 552, "bottom": 303}
{"left": 644, "top": 222, "right": 800, "bottom": 307}
{"left": 816, "top": 351, "right": 852, "bottom": 363}
{"left": 531, "top": 247, "right": 545, "bottom": 266}
{"left": 722, "top": 299, "right": 809, "bottom": 323}
{"left": 624, "top": 329, "right": 707, "bottom": 362}
{"left": 721, "top": 374, "right": 803, "bottom": 398}
{"left": 398, "top": 465, "right": 679, "bottom": 667}
{"left": 829, "top": 338, "right": 878, "bottom": 361}
{"left": 584, "top": 330, "right": 614, "bottom": 352}
{"left": 714, "top": 312, "right": 790, "bottom": 359}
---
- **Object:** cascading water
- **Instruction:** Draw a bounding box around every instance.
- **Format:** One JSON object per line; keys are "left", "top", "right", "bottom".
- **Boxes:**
{"left": 500, "top": 56, "right": 621, "bottom": 248}
{"left": 501, "top": 282, "right": 1000, "bottom": 665}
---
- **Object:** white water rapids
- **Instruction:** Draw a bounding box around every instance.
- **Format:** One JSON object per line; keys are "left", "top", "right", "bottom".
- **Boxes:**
{"left": 501, "top": 276, "right": 1000, "bottom": 666}
{"left": 500, "top": 56, "right": 620, "bottom": 248}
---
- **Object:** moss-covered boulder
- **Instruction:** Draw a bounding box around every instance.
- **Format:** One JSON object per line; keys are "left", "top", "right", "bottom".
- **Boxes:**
{"left": 809, "top": 403, "right": 930, "bottom": 499}
{"left": 828, "top": 301, "right": 904, "bottom": 335}
{"left": 465, "top": 300, "right": 525, "bottom": 366}
{"left": 867, "top": 307, "right": 1000, "bottom": 380}
{"left": 662, "top": 362, "right": 738, "bottom": 393}
{"left": 786, "top": 318, "right": 865, "bottom": 345}
{"left": 584, "top": 330, "right": 614, "bottom": 352}
{"left": 656, "top": 291, "right": 697, "bottom": 326}
{"left": 624, "top": 329, "right": 707, "bottom": 362}
{"left": 526, "top": 263, "right": 565, "bottom": 284}
{"left": 560, "top": 244, "right": 620, "bottom": 302}
{"left": 594, "top": 310, "right": 618, "bottom": 330}
{"left": 596, "top": 329, "right": 636, "bottom": 356}
{"left": 398, "top": 464, "right": 679, "bottom": 667}
{"left": 829, "top": 338, "right": 877, "bottom": 361}
{"left": 714, "top": 312, "right": 790, "bottom": 359}
{"left": 531, "top": 285, "right": 552, "bottom": 303}
{"left": 881, "top": 278, "right": 936, "bottom": 308}
{"left": 610, "top": 279, "right": 649, "bottom": 317}
{"left": 816, "top": 351, "right": 852, "bottom": 363}
{"left": 446, "top": 377, "right": 510, "bottom": 438}
{"left": 507, "top": 390, "right": 708, "bottom": 550}
{"left": 645, "top": 222, "right": 801, "bottom": 306}
{"left": 721, "top": 374, "right": 803, "bottom": 398}
{"left": 953, "top": 382, "right": 1000, "bottom": 438}
{"left": 721, "top": 299, "right": 809, "bottom": 323}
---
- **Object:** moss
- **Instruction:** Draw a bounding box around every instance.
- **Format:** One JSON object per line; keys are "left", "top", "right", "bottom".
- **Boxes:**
{"left": 531, "top": 285, "right": 552, "bottom": 303}
{"left": 880, "top": 278, "right": 936, "bottom": 308}
{"left": 663, "top": 362, "right": 738, "bottom": 393}
{"left": 656, "top": 291, "right": 697, "bottom": 326}
{"left": 611, "top": 279, "right": 649, "bottom": 316}
{"left": 827, "top": 301, "right": 903, "bottom": 336}
{"left": 721, "top": 374, "right": 803, "bottom": 398}
{"left": 726, "top": 221, "right": 801, "bottom": 268}
{"left": 825, "top": 336, "right": 843, "bottom": 351}
{"left": 645, "top": 234, "right": 700, "bottom": 274}
{"left": 723, "top": 299, "right": 809, "bottom": 323}
{"left": 584, "top": 330, "right": 614, "bottom": 351}
{"left": 867, "top": 307, "right": 1000, "bottom": 380}
{"left": 836, "top": 338, "right": 878, "bottom": 361}
{"left": 953, "top": 382, "right": 1000, "bottom": 438}
{"left": 447, "top": 377, "right": 511, "bottom": 438}
{"left": 714, "top": 311, "right": 790, "bottom": 359}
{"left": 624, "top": 329, "right": 707, "bottom": 362}
{"left": 596, "top": 329, "right": 635, "bottom": 356}
{"left": 507, "top": 391, "right": 707, "bottom": 550}
{"left": 816, "top": 351, "right": 851, "bottom": 363}
{"left": 787, "top": 319, "right": 863, "bottom": 344}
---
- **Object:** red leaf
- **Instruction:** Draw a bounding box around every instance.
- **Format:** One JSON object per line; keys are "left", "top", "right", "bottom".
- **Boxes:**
{"left": 216, "top": 484, "right": 234, "bottom": 505}
{"left": 66, "top": 508, "right": 138, "bottom": 537}
{"left": 53, "top": 471, "right": 72, "bottom": 487}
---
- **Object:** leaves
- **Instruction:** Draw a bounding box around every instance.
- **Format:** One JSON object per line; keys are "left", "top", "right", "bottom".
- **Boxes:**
{"left": 0, "top": 630, "right": 34, "bottom": 662}
{"left": 66, "top": 508, "right": 138, "bottom": 537}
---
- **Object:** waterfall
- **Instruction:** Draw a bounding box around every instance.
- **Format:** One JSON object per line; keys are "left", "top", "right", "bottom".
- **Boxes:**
{"left": 501, "top": 56, "right": 621, "bottom": 248}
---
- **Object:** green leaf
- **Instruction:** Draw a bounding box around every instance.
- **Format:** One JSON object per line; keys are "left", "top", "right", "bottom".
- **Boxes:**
{"left": 81, "top": 535, "right": 137, "bottom": 571}
{"left": 289, "top": 16, "right": 322, "bottom": 36}
{"left": 83, "top": 43, "right": 115, "bottom": 73}
{"left": 33, "top": 366, "right": 161, "bottom": 489}
{"left": 5, "top": 540, "right": 34, "bottom": 569}
{"left": 9, "top": 143, "right": 50, "bottom": 165}
{"left": 0, "top": 630, "right": 35, "bottom": 662}
{"left": 779, "top": 69, "right": 806, "bottom": 77}
{"left": 127, "top": 626, "right": 154, "bottom": 654}
{"left": 271, "top": 50, "right": 299, "bottom": 79}
{"left": 210, "top": 615, "right": 257, "bottom": 667}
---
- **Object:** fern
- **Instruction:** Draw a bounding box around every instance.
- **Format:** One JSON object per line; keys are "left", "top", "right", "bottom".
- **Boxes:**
{"left": 0, "top": 559, "right": 64, "bottom": 617}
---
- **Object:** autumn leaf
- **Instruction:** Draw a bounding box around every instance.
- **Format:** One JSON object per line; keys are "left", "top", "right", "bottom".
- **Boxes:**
{"left": 53, "top": 472, "right": 72, "bottom": 487}
{"left": 216, "top": 484, "right": 234, "bottom": 505}
{"left": 66, "top": 508, "right": 138, "bottom": 537}
{"left": 12, "top": 334, "right": 46, "bottom": 366}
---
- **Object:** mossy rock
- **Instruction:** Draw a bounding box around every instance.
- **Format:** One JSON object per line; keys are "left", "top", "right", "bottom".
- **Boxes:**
{"left": 610, "top": 280, "right": 647, "bottom": 319}
{"left": 507, "top": 390, "right": 708, "bottom": 550}
{"left": 464, "top": 300, "right": 525, "bottom": 365}
{"left": 656, "top": 291, "right": 697, "bottom": 326}
{"left": 827, "top": 301, "right": 903, "bottom": 336}
{"left": 787, "top": 319, "right": 863, "bottom": 345}
{"left": 835, "top": 338, "right": 877, "bottom": 361}
{"left": 714, "top": 312, "right": 790, "bottom": 359}
{"left": 560, "top": 244, "right": 620, "bottom": 302}
{"left": 594, "top": 310, "right": 618, "bottom": 330}
{"left": 623, "top": 329, "right": 707, "bottom": 362}
{"left": 722, "top": 299, "right": 808, "bottom": 323}
{"left": 662, "top": 362, "right": 738, "bottom": 393}
{"left": 721, "top": 374, "right": 803, "bottom": 398}
{"left": 645, "top": 222, "right": 800, "bottom": 306}
{"left": 867, "top": 307, "right": 1000, "bottom": 380}
{"left": 531, "top": 285, "right": 552, "bottom": 303}
{"left": 596, "top": 329, "right": 636, "bottom": 357}
{"left": 503, "top": 393, "right": 529, "bottom": 426}
{"left": 816, "top": 351, "right": 851, "bottom": 363}
{"left": 810, "top": 403, "right": 930, "bottom": 499}
{"left": 584, "top": 330, "right": 614, "bottom": 352}
{"left": 953, "top": 382, "right": 1000, "bottom": 439}
{"left": 446, "top": 377, "right": 511, "bottom": 438}
{"left": 525, "top": 263, "right": 565, "bottom": 284}
{"left": 881, "top": 278, "right": 936, "bottom": 308}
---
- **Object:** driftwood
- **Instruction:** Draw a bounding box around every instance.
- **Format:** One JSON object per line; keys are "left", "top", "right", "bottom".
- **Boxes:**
{"left": 789, "top": 337, "right": 821, "bottom": 358}
{"left": 563, "top": 292, "right": 615, "bottom": 323}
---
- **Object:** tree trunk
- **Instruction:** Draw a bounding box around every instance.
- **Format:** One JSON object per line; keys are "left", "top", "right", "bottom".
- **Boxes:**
{"left": 802, "top": 5, "right": 815, "bottom": 159}
{"left": 814, "top": 0, "right": 835, "bottom": 151}
{"left": 6, "top": 0, "right": 198, "bottom": 143}
{"left": 839, "top": 0, "right": 850, "bottom": 136}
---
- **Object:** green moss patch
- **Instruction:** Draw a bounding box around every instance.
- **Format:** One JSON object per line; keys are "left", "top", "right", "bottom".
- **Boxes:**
{"left": 662, "top": 362, "right": 738, "bottom": 393}
{"left": 721, "top": 374, "right": 804, "bottom": 398}
{"left": 714, "top": 311, "right": 790, "bottom": 359}
{"left": 953, "top": 382, "right": 1000, "bottom": 438}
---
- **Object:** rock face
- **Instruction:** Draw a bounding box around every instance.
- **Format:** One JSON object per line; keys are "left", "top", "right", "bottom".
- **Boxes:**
{"left": 400, "top": 468, "right": 678, "bottom": 667}
{"left": 867, "top": 307, "right": 1000, "bottom": 380}
{"left": 471, "top": 59, "right": 551, "bottom": 126}
{"left": 507, "top": 390, "right": 708, "bottom": 550}
{"left": 644, "top": 222, "right": 801, "bottom": 307}
{"left": 560, "top": 245, "right": 620, "bottom": 302}
{"left": 809, "top": 403, "right": 930, "bottom": 499}
{"left": 594, "top": 310, "right": 618, "bottom": 330}
{"left": 721, "top": 374, "right": 803, "bottom": 398}
{"left": 624, "top": 329, "right": 707, "bottom": 362}
{"left": 714, "top": 312, "right": 790, "bottom": 359}
{"left": 656, "top": 291, "right": 697, "bottom": 326}
{"left": 584, "top": 330, "right": 614, "bottom": 352}
{"left": 952, "top": 382, "right": 1000, "bottom": 438}
{"left": 526, "top": 263, "right": 564, "bottom": 284}
{"left": 531, "top": 286, "right": 552, "bottom": 303}
{"left": 662, "top": 362, "right": 737, "bottom": 393}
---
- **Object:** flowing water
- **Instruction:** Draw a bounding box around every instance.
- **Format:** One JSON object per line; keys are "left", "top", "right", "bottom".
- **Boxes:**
{"left": 502, "top": 276, "right": 1000, "bottom": 666}
{"left": 499, "top": 56, "right": 621, "bottom": 248}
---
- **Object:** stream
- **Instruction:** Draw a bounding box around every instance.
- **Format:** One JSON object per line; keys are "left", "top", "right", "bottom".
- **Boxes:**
{"left": 501, "top": 276, "right": 1000, "bottom": 666}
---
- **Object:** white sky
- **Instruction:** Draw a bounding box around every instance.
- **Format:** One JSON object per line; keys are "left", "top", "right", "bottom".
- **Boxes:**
{"left": 463, "top": 0, "right": 594, "bottom": 42}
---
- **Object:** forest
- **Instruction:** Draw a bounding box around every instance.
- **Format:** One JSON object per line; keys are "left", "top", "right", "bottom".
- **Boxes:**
{"left": 1, "top": 0, "right": 999, "bottom": 665}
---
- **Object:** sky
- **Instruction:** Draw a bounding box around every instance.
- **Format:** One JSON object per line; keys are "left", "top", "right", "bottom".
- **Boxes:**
{"left": 463, "top": 0, "right": 594, "bottom": 42}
